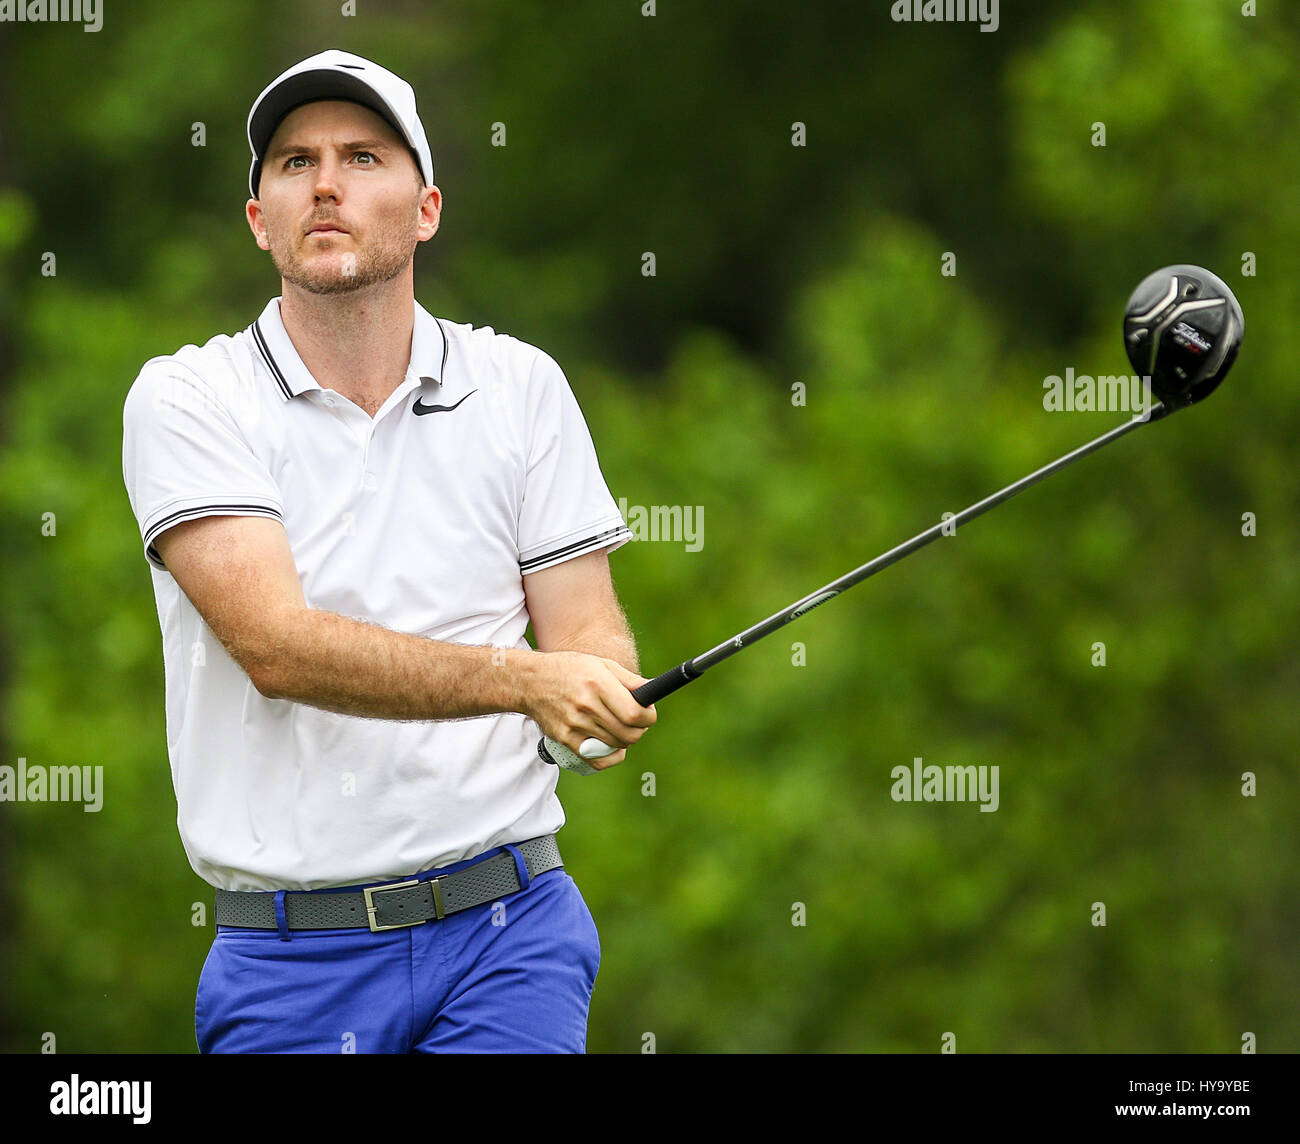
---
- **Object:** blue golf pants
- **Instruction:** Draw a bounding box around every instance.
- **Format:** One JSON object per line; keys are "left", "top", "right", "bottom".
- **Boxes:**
{"left": 195, "top": 848, "right": 601, "bottom": 1054}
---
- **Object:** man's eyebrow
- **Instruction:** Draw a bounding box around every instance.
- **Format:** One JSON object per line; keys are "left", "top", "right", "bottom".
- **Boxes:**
{"left": 269, "top": 139, "right": 396, "bottom": 161}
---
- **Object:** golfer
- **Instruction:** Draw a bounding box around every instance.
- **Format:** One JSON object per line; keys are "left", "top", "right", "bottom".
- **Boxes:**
{"left": 121, "top": 49, "right": 655, "bottom": 1053}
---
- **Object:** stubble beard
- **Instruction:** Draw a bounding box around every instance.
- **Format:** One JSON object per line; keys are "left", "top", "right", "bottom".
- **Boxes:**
{"left": 267, "top": 210, "right": 418, "bottom": 295}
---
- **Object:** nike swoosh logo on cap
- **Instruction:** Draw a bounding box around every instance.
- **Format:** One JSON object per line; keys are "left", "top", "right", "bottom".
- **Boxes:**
{"left": 412, "top": 389, "right": 477, "bottom": 416}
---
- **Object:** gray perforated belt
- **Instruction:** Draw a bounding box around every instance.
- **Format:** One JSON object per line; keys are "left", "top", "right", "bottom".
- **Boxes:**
{"left": 213, "top": 835, "right": 562, "bottom": 932}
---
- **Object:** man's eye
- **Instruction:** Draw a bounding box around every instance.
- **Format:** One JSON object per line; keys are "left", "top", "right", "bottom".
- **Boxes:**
{"left": 281, "top": 153, "right": 376, "bottom": 170}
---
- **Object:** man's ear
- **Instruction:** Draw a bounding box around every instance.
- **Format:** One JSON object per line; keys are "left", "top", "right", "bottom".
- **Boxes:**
{"left": 418, "top": 185, "right": 442, "bottom": 243}
{"left": 246, "top": 198, "right": 271, "bottom": 251}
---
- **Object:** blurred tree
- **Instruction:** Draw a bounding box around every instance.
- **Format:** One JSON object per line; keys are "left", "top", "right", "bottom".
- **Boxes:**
{"left": 0, "top": 0, "right": 1294, "bottom": 1053}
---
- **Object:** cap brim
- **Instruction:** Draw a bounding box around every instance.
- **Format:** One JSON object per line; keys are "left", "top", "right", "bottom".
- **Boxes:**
{"left": 248, "top": 69, "right": 416, "bottom": 197}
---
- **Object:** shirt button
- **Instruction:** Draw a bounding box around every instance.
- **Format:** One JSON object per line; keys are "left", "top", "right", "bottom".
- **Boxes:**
{"left": 323, "top": 396, "right": 336, "bottom": 407}
{"left": 363, "top": 472, "right": 378, "bottom": 491}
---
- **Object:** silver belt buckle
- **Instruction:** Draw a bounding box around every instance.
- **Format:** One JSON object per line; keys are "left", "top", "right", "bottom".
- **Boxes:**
{"left": 362, "top": 876, "right": 446, "bottom": 932}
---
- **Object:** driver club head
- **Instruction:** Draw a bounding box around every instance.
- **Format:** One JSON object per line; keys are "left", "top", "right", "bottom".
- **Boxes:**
{"left": 1123, "top": 264, "right": 1244, "bottom": 414}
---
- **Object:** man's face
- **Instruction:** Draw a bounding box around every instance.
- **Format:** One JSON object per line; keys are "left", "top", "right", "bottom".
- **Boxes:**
{"left": 246, "top": 100, "right": 440, "bottom": 295}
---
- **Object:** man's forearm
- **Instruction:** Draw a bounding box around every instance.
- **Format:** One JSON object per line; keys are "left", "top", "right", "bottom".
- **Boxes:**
{"left": 254, "top": 608, "right": 539, "bottom": 721}
{"left": 545, "top": 612, "right": 640, "bottom": 676}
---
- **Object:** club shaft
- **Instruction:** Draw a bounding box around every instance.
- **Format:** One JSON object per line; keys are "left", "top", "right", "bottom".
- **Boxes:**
{"left": 628, "top": 405, "right": 1165, "bottom": 708}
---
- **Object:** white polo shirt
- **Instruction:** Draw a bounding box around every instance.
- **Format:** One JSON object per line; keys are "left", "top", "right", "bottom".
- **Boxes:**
{"left": 122, "top": 297, "right": 632, "bottom": 891}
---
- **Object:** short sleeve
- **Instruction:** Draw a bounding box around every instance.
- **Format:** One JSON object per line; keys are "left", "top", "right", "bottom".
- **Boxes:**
{"left": 517, "top": 351, "right": 632, "bottom": 575}
{"left": 122, "top": 360, "right": 284, "bottom": 572}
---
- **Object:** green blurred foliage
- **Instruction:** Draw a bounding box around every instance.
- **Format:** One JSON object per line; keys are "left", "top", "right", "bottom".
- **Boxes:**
{"left": 0, "top": 0, "right": 1296, "bottom": 1053}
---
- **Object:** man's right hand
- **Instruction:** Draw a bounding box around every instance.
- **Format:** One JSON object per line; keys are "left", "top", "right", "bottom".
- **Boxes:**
{"left": 520, "top": 651, "right": 657, "bottom": 771}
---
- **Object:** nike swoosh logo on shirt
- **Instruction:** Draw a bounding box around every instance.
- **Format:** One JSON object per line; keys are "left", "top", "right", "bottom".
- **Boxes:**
{"left": 412, "top": 389, "right": 478, "bottom": 416}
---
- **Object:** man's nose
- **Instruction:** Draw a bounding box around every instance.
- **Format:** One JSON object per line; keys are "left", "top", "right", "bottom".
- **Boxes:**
{"left": 313, "top": 158, "right": 344, "bottom": 199}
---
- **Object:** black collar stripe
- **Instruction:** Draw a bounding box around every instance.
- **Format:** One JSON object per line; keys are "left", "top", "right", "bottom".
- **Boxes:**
{"left": 250, "top": 311, "right": 448, "bottom": 396}
{"left": 250, "top": 321, "right": 293, "bottom": 399}
{"left": 433, "top": 316, "right": 450, "bottom": 382}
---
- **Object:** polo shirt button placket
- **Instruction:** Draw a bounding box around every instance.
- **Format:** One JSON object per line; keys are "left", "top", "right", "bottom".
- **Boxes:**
{"left": 359, "top": 422, "right": 377, "bottom": 493}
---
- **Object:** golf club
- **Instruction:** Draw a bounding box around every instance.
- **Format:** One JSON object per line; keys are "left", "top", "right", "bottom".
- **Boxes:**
{"left": 539, "top": 263, "right": 1244, "bottom": 774}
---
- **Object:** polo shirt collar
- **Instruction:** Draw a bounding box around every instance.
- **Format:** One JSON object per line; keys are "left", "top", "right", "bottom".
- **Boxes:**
{"left": 249, "top": 296, "right": 449, "bottom": 403}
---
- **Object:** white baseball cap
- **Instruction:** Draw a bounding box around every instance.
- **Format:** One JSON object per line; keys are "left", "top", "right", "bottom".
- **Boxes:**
{"left": 246, "top": 49, "right": 434, "bottom": 199}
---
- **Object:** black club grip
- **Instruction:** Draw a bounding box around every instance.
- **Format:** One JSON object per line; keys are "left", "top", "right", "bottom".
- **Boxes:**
{"left": 630, "top": 662, "right": 700, "bottom": 707}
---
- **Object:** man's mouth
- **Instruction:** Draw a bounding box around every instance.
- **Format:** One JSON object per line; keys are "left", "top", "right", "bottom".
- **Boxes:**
{"left": 307, "top": 224, "right": 350, "bottom": 236}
